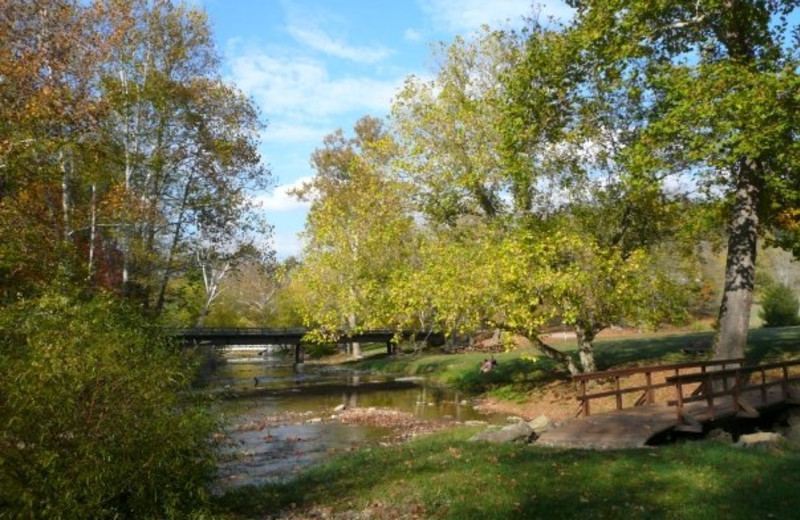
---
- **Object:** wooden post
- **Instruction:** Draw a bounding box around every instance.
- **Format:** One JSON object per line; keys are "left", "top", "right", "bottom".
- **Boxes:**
{"left": 295, "top": 343, "right": 304, "bottom": 365}
{"left": 387, "top": 341, "right": 394, "bottom": 355}
{"left": 581, "top": 380, "right": 589, "bottom": 416}
{"left": 615, "top": 377, "right": 622, "bottom": 410}
{"left": 783, "top": 365, "right": 790, "bottom": 400}
{"left": 675, "top": 379, "right": 685, "bottom": 424}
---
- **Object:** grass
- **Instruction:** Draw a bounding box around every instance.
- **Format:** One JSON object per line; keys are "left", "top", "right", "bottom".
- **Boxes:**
{"left": 213, "top": 327, "right": 800, "bottom": 519}
{"left": 216, "top": 426, "right": 800, "bottom": 519}
{"left": 346, "top": 327, "right": 800, "bottom": 398}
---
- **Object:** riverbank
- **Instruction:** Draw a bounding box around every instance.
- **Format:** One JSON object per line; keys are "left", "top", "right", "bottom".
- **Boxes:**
{"left": 216, "top": 425, "right": 800, "bottom": 520}
{"left": 212, "top": 327, "right": 800, "bottom": 518}
{"left": 342, "top": 326, "right": 800, "bottom": 421}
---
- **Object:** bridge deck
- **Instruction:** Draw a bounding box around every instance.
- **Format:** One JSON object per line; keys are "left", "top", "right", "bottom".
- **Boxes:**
{"left": 538, "top": 381, "right": 792, "bottom": 450}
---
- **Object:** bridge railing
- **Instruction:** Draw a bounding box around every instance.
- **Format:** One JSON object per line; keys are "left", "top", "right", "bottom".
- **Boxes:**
{"left": 665, "top": 358, "right": 800, "bottom": 430}
{"left": 573, "top": 358, "right": 745, "bottom": 417}
{"left": 176, "top": 327, "right": 309, "bottom": 336}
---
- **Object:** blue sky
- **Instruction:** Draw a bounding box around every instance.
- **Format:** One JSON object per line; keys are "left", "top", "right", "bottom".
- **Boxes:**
{"left": 194, "top": 0, "right": 573, "bottom": 258}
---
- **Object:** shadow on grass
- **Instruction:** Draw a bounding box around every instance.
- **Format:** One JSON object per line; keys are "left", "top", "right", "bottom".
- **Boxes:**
{"left": 452, "top": 357, "right": 565, "bottom": 396}
{"left": 590, "top": 326, "right": 800, "bottom": 371}
{"left": 745, "top": 326, "right": 800, "bottom": 364}
{"left": 215, "top": 429, "right": 800, "bottom": 520}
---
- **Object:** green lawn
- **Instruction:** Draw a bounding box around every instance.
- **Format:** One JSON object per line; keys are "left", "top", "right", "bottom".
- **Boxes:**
{"left": 214, "top": 327, "right": 800, "bottom": 519}
{"left": 348, "top": 327, "right": 800, "bottom": 398}
{"left": 217, "top": 427, "right": 800, "bottom": 520}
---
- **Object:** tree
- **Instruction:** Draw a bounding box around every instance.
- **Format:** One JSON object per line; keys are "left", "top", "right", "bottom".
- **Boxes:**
{"left": 385, "top": 22, "right": 698, "bottom": 372}
{"left": 565, "top": 0, "right": 800, "bottom": 359}
{"left": 98, "top": 0, "right": 270, "bottom": 312}
{"left": 392, "top": 29, "right": 521, "bottom": 223}
{"left": 293, "top": 116, "right": 416, "bottom": 357}
{"left": 0, "top": 0, "right": 109, "bottom": 298}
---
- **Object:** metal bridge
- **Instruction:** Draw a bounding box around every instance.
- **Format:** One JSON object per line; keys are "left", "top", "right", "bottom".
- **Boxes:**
{"left": 175, "top": 327, "right": 444, "bottom": 364}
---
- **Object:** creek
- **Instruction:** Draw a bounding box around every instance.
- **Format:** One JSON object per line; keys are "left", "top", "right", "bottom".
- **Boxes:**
{"left": 211, "top": 347, "right": 505, "bottom": 489}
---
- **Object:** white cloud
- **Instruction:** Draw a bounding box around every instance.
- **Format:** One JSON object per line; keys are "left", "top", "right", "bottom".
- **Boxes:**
{"left": 287, "top": 24, "right": 393, "bottom": 63}
{"left": 253, "top": 176, "right": 315, "bottom": 212}
{"left": 418, "top": 0, "right": 574, "bottom": 33}
{"left": 404, "top": 28, "right": 424, "bottom": 42}
{"left": 228, "top": 49, "right": 403, "bottom": 120}
{"left": 270, "top": 232, "right": 305, "bottom": 259}
{"left": 262, "top": 121, "right": 326, "bottom": 144}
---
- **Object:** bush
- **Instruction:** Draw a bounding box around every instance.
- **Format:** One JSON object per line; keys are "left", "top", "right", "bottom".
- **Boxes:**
{"left": 0, "top": 291, "right": 218, "bottom": 519}
{"left": 759, "top": 284, "right": 800, "bottom": 327}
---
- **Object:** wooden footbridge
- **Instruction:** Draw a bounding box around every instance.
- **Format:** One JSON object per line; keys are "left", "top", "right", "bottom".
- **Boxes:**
{"left": 537, "top": 358, "right": 800, "bottom": 449}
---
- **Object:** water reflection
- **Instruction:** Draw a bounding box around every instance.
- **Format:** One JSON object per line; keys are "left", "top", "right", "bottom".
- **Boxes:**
{"left": 212, "top": 348, "right": 501, "bottom": 488}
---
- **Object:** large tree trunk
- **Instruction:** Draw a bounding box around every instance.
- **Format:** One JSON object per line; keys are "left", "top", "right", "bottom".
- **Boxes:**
{"left": 575, "top": 327, "right": 597, "bottom": 373}
{"left": 714, "top": 158, "right": 760, "bottom": 360}
{"left": 347, "top": 312, "right": 361, "bottom": 358}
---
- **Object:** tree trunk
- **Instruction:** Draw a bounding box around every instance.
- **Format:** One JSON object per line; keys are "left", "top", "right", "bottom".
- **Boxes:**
{"left": 575, "top": 327, "right": 597, "bottom": 373}
{"left": 347, "top": 312, "right": 361, "bottom": 359}
{"left": 714, "top": 159, "right": 760, "bottom": 360}
{"left": 59, "top": 150, "right": 71, "bottom": 240}
{"left": 530, "top": 336, "right": 579, "bottom": 376}
{"left": 88, "top": 183, "right": 96, "bottom": 281}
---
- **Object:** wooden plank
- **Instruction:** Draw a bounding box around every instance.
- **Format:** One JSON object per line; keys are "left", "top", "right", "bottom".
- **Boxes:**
{"left": 572, "top": 358, "right": 744, "bottom": 382}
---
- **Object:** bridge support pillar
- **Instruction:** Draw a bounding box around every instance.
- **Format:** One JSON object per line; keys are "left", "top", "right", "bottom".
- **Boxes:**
{"left": 294, "top": 343, "right": 304, "bottom": 366}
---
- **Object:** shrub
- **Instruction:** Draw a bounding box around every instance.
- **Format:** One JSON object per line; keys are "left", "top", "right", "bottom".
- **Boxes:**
{"left": 0, "top": 291, "right": 218, "bottom": 519}
{"left": 759, "top": 284, "right": 800, "bottom": 327}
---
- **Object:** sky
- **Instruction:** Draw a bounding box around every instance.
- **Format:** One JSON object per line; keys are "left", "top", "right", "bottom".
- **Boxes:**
{"left": 193, "top": 0, "right": 574, "bottom": 258}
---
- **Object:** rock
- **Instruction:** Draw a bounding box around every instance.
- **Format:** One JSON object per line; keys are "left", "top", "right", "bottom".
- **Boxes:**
{"left": 469, "top": 422, "right": 535, "bottom": 444}
{"left": 528, "top": 415, "right": 552, "bottom": 435}
{"left": 506, "top": 416, "right": 526, "bottom": 424}
{"left": 333, "top": 404, "right": 346, "bottom": 412}
{"left": 464, "top": 420, "right": 488, "bottom": 427}
{"left": 734, "top": 432, "right": 783, "bottom": 449}
{"left": 307, "top": 417, "right": 323, "bottom": 424}
{"left": 459, "top": 400, "right": 469, "bottom": 406}
{"left": 706, "top": 428, "right": 733, "bottom": 443}
{"left": 785, "top": 427, "right": 800, "bottom": 444}
{"left": 786, "top": 407, "right": 800, "bottom": 427}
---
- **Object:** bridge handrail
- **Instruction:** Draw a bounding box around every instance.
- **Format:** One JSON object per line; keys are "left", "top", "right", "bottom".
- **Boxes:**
{"left": 665, "top": 359, "right": 800, "bottom": 425}
{"left": 175, "top": 327, "right": 438, "bottom": 337}
{"left": 574, "top": 358, "right": 745, "bottom": 417}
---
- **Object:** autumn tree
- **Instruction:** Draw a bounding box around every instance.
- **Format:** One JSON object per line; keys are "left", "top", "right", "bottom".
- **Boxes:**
{"left": 97, "top": 0, "right": 269, "bottom": 313}
{"left": 293, "top": 116, "right": 416, "bottom": 357}
{"left": 386, "top": 23, "right": 698, "bottom": 372}
{"left": 566, "top": 0, "right": 800, "bottom": 359}
{"left": 0, "top": 0, "right": 110, "bottom": 299}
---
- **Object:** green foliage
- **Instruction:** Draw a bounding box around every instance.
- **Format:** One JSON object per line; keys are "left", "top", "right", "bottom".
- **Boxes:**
{"left": 759, "top": 284, "right": 800, "bottom": 327}
{"left": 293, "top": 116, "right": 417, "bottom": 348}
{"left": 0, "top": 290, "right": 217, "bottom": 519}
{"left": 0, "top": 0, "right": 270, "bottom": 316}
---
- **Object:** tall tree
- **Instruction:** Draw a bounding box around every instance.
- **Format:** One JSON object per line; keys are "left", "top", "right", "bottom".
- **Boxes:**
{"left": 99, "top": 0, "right": 269, "bottom": 311}
{"left": 0, "top": 0, "right": 271, "bottom": 319}
{"left": 293, "top": 116, "right": 416, "bottom": 357}
{"left": 566, "top": 0, "right": 800, "bottom": 359}
{"left": 0, "top": 0, "right": 109, "bottom": 297}
{"left": 387, "top": 23, "right": 698, "bottom": 372}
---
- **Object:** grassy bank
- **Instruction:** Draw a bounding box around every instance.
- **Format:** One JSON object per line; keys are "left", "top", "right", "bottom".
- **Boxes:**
{"left": 217, "top": 426, "right": 800, "bottom": 520}
{"left": 348, "top": 327, "right": 800, "bottom": 399}
{"left": 212, "top": 327, "right": 800, "bottom": 518}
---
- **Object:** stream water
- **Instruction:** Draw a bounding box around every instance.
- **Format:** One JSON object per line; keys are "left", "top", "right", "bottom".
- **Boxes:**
{"left": 211, "top": 348, "right": 504, "bottom": 489}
